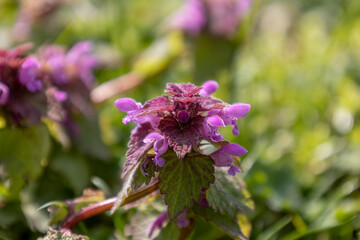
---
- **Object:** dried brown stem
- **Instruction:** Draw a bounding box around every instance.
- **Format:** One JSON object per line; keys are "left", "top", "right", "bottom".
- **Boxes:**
{"left": 61, "top": 180, "right": 160, "bottom": 230}
{"left": 90, "top": 72, "right": 143, "bottom": 104}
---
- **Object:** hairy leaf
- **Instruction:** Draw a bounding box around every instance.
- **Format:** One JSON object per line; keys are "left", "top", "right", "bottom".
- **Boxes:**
{"left": 193, "top": 206, "right": 247, "bottom": 240}
{"left": 122, "top": 122, "right": 153, "bottom": 177}
{"left": 207, "top": 169, "right": 254, "bottom": 217}
{"left": 138, "top": 95, "right": 173, "bottom": 116}
{"left": 159, "top": 116, "right": 204, "bottom": 159}
{"left": 159, "top": 152, "right": 215, "bottom": 220}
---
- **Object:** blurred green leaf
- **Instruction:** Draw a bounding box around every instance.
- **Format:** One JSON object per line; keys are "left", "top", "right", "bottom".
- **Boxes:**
{"left": 0, "top": 124, "right": 50, "bottom": 199}
{"left": 155, "top": 222, "right": 181, "bottom": 240}
{"left": 193, "top": 206, "right": 247, "bottom": 240}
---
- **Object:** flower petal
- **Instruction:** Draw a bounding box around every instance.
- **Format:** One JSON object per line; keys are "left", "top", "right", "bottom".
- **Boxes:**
{"left": 19, "top": 58, "right": 40, "bottom": 85}
{"left": 54, "top": 90, "right": 68, "bottom": 102}
{"left": 148, "top": 211, "right": 168, "bottom": 237}
{"left": 210, "top": 149, "right": 234, "bottom": 167}
{"left": 221, "top": 143, "right": 247, "bottom": 156}
{"left": 154, "top": 156, "right": 166, "bottom": 167}
{"left": 200, "top": 80, "right": 219, "bottom": 96}
{"left": 228, "top": 164, "right": 241, "bottom": 176}
{"left": 154, "top": 138, "right": 169, "bottom": 155}
{"left": 114, "top": 98, "right": 139, "bottom": 112}
{"left": 177, "top": 212, "right": 190, "bottom": 228}
{"left": 0, "top": 82, "right": 9, "bottom": 105}
{"left": 144, "top": 132, "right": 164, "bottom": 143}
{"left": 225, "top": 103, "right": 251, "bottom": 119}
{"left": 206, "top": 115, "right": 225, "bottom": 127}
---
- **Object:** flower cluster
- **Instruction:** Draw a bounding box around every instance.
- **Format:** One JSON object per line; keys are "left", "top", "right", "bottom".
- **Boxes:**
{"left": 0, "top": 42, "right": 97, "bottom": 127}
{"left": 0, "top": 45, "right": 47, "bottom": 126}
{"left": 172, "top": 0, "right": 253, "bottom": 37}
{"left": 115, "top": 81, "right": 250, "bottom": 176}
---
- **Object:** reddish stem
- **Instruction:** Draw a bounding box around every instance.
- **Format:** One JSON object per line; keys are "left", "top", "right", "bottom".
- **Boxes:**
{"left": 61, "top": 180, "right": 160, "bottom": 230}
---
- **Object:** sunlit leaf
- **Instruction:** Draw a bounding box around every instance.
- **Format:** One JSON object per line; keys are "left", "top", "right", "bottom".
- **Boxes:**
{"left": 159, "top": 151, "right": 215, "bottom": 220}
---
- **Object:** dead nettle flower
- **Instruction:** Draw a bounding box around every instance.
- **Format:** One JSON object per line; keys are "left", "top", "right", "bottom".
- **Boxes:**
{"left": 0, "top": 46, "right": 47, "bottom": 126}
{"left": 115, "top": 80, "right": 250, "bottom": 177}
{"left": 148, "top": 211, "right": 189, "bottom": 238}
{"left": 37, "top": 41, "right": 97, "bottom": 89}
{"left": 35, "top": 41, "right": 98, "bottom": 128}
{"left": 172, "top": 0, "right": 253, "bottom": 37}
{"left": 0, "top": 42, "right": 98, "bottom": 128}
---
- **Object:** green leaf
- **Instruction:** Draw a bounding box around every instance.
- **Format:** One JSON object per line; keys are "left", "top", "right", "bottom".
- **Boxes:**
{"left": 0, "top": 124, "right": 51, "bottom": 199}
{"left": 207, "top": 169, "right": 254, "bottom": 217}
{"left": 159, "top": 152, "right": 215, "bottom": 220}
{"left": 131, "top": 159, "right": 154, "bottom": 191}
{"left": 50, "top": 154, "right": 90, "bottom": 195}
{"left": 154, "top": 222, "right": 181, "bottom": 240}
{"left": 193, "top": 206, "right": 247, "bottom": 240}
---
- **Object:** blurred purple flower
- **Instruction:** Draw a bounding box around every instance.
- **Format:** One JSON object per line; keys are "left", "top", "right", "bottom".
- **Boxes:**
{"left": 38, "top": 41, "right": 97, "bottom": 88}
{"left": 172, "top": 0, "right": 206, "bottom": 35}
{"left": 19, "top": 58, "right": 42, "bottom": 92}
{"left": 172, "top": 0, "right": 253, "bottom": 37}
{"left": 0, "top": 47, "right": 47, "bottom": 126}
{"left": 0, "top": 82, "right": 9, "bottom": 105}
{"left": 148, "top": 211, "right": 168, "bottom": 237}
{"left": 177, "top": 212, "right": 190, "bottom": 228}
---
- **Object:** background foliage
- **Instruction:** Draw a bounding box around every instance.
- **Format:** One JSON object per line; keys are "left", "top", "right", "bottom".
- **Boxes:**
{"left": 1, "top": 0, "right": 360, "bottom": 239}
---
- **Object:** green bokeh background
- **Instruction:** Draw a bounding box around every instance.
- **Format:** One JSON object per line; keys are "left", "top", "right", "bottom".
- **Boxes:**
{"left": 1, "top": 0, "right": 360, "bottom": 239}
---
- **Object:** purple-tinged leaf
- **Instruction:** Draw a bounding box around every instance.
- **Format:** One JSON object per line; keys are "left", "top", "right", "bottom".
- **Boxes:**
{"left": 200, "top": 96, "right": 226, "bottom": 111}
{"left": 122, "top": 122, "right": 154, "bottom": 178}
{"left": 165, "top": 83, "right": 202, "bottom": 97}
{"left": 137, "top": 95, "right": 173, "bottom": 117}
{"left": 158, "top": 116, "right": 204, "bottom": 159}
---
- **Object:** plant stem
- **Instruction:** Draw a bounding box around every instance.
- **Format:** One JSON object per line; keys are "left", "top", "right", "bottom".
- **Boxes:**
{"left": 61, "top": 180, "right": 160, "bottom": 230}
{"left": 90, "top": 72, "right": 143, "bottom": 104}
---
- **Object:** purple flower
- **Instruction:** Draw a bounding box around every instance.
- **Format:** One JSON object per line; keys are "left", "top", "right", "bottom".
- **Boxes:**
{"left": 0, "top": 82, "right": 9, "bottom": 105}
{"left": 19, "top": 58, "right": 42, "bottom": 92}
{"left": 202, "top": 115, "right": 225, "bottom": 142}
{"left": 199, "top": 80, "right": 219, "bottom": 96}
{"left": 143, "top": 132, "right": 168, "bottom": 167}
{"left": 148, "top": 211, "right": 168, "bottom": 237}
{"left": 54, "top": 90, "right": 68, "bottom": 102}
{"left": 115, "top": 98, "right": 142, "bottom": 124}
{"left": 171, "top": 0, "right": 253, "bottom": 37}
{"left": 177, "top": 212, "right": 190, "bottom": 228}
{"left": 172, "top": 0, "right": 206, "bottom": 35}
{"left": 148, "top": 211, "right": 189, "bottom": 238}
{"left": 208, "top": 102, "right": 251, "bottom": 136}
{"left": 38, "top": 42, "right": 97, "bottom": 88}
{"left": 0, "top": 48, "right": 48, "bottom": 126}
{"left": 116, "top": 81, "right": 250, "bottom": 177}
{"left": 210, "top": 143, "right": 247, "bottom": 175}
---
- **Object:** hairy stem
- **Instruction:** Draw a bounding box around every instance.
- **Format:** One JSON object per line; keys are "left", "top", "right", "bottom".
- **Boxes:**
{"left": 61, "top": 180, "right": 160, "bottom": 229}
